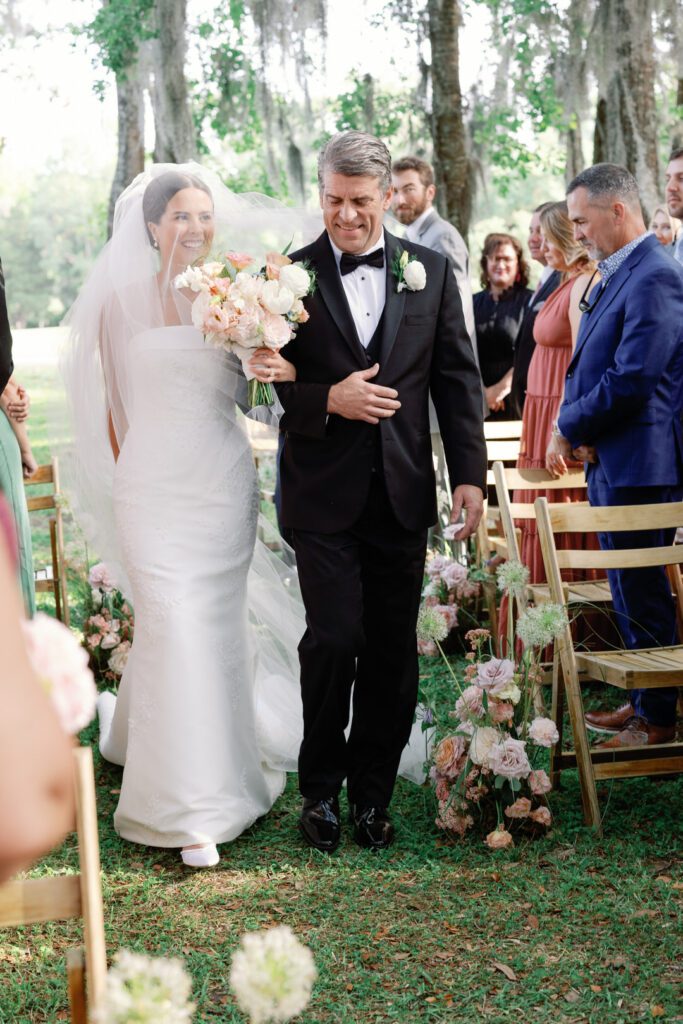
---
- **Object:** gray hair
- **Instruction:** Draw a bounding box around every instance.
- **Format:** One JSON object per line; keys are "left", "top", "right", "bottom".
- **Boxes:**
{"left": 566, "top": 163, "right": 641, "bottom": 209}
{"left": 318, "top": 131, "right": 392, "bottom": 193}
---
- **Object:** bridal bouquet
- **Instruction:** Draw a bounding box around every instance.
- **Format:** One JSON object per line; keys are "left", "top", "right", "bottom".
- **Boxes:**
{"left": 419, "top": 568, "right": 567, "bottom": 848}
{"left": 175, "top": 250, "right": 314, "bottom": 409}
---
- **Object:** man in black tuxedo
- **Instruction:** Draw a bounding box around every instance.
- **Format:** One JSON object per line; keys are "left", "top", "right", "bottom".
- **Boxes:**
{"left": 0, "top": 260, "right": 14, "bottom": 395}
{"left": 276, "top": 132, "right": 486, "bottom": 851}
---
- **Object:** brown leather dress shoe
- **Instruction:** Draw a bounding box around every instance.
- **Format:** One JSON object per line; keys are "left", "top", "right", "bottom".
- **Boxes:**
{"left": 593, "top": 716, "right": 675, "bottom": 749}
{"left": 584, "top": 702, "right": 634, "bottom": 734}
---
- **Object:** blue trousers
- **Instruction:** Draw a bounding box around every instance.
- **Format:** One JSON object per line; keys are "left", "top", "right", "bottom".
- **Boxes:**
{"left": 587, "top": 465, "right": 681, "bottom": 727}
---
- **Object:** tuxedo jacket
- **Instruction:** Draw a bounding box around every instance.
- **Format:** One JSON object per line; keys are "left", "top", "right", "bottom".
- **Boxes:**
{"left": 0, "top": 260, "right": 14, "bottom": 394}
{"left": 558, "top": 234, "right": 683, "bottom": 488}
{"left": 276, "top": 230, "right": 487, "bottom": 533}
{"left": 508, "top": 270, "right": 561, "bottom": 419}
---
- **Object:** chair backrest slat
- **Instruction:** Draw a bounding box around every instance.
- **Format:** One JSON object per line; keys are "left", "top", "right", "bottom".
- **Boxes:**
{"left": 556, "top": 544, "right": 683, "bottom": 571}
{"left": 495, "top": 465, "right": 587, "bottom": 491}
{"left": 24, "top": 465, "right": 55, "bottom": 486}
{"left": 486, "top": 439, "right": 521, "bottom": 462}
{"left": 484, "top": 420, "right": 523, "bottom": 441}
{"left": 26, "top": 495, "right": 57, "bottom": 512}
{"left": 545, "top": 500, "right": 683, "bottom": 533}
{"left": 0, "top": 875, "right": 81, "bottom": 927}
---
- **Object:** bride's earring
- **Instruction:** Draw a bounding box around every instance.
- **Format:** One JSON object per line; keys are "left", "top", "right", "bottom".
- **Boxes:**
{"left": 152, "top": 237, "right": 159, "bottom": 250}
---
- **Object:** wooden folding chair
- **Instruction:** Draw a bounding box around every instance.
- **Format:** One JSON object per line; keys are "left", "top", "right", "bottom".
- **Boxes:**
{"left": 493, "top": 461, "right": 612, "bottom": 615}
{"left": 475, "top": 424, "right": 523, "bottom": 563}
{"left": 24, "top": 457, "right": 70, "bottom": 625}
{"left": 535, "top": 496, "right": 683, "bottom": 833}
{"left": 0, "top": 747, "right": 107, "bottom": 1022}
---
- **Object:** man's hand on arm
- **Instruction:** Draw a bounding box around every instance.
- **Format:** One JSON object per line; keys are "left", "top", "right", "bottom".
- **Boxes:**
{"left": 572, "top": 444, "right": 597, "bottom": 463}
{"left": 327, "top": 363, "right": 401, "bottom": 424}
{"left": 449, "top": 484, "right": 484, "bottom": 540}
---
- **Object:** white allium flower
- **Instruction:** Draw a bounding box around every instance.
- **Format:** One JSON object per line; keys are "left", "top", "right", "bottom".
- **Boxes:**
{"left": 95, "top": 949, "right": 195, "bottom": 1024}
{"left": 229, "top": 926, "right": 316, "bottom": 1024}
{"left": 496, "top": 560, "right": 530, "bottom": 596}
{"left": 416, "top": 605, "right": 450, "bottom": 644}
{"left": 516, "top": 603, "right": 569, "bottom": 650}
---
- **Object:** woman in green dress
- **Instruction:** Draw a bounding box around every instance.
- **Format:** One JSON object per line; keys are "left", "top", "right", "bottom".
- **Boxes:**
{"left": 0, "top": 375, "right": 36, "bottom": 616}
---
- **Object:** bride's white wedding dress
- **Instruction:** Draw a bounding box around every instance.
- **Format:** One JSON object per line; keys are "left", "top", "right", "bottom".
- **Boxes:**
{"left": 99, "top": 326, "right": 297, "bottom": 846}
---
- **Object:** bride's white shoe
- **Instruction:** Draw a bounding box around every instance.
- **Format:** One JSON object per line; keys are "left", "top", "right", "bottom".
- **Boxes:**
{"left": 180, "top": 843, "right": 219, "bottom": 868}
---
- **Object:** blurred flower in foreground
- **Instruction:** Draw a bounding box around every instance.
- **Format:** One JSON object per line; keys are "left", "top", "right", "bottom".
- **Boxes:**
{"left": 230, "top": 926, "right": 316, "bottom": 1024}
{"left": 22, "top": 613, "right": 97, "bottom": 734}
{"left": 95, "top": 949, "right": 195, "bottom": 1024}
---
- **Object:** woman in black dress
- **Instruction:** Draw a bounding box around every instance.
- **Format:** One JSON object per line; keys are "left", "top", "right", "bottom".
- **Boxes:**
{"left": 473, "top": 233, "right": 533, "bottom": 420}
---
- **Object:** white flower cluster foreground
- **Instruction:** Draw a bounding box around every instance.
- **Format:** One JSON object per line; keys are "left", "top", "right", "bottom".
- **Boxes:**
{"left": 22, "top": 612, "right": 97, "bottom": 734}
{"left": 230, "top": 926, "right": 317, "bottom": 1024}
{"left": 95, "top": 950, "right": 195, "bottom": 1024}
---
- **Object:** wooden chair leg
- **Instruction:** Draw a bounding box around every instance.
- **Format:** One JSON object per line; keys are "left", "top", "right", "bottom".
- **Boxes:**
{"left": 550, "top": 651, "right": 565, "bottom": 790}
{"left": 482, "top": 578, "right": 499, "bottom": 656}
{"left": 556, "top": 631, "right": 602, "bottom": 831}
{"left": 49, "top": 519, "right": 63, "bottom": 623}
{"left": 67, "top": 947, "right": 88, "bottom": 1024}
{"left": 73, "top": 750, "right": 107, "bottom": 1016}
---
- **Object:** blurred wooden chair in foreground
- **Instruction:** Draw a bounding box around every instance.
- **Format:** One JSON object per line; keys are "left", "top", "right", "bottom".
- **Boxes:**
{"left": 24, "top": 457, "right": 69, "bottom": 625}
{"left": 0, "top": 747, "right": 107, "bottom": 1022}
{"left": 536, "top": 496, "right": 683, "bottom": 833}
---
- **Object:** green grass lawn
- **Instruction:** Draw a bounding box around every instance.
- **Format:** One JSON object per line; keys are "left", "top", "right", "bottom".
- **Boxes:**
{"left": 1, "top": 340, "right": 681, "bottom": 1023}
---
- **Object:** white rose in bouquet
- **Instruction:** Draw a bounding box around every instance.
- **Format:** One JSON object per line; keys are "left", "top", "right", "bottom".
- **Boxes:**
{"left": 232, "top": 272, "right": 264, "bottom": 304}
{"left": 278, "top": 262, "right": 311, "bottom": 299}
{"left": 261, "top": 279, "right": 295, "bottom": 316}
{"left": 403, "top": 259, "right": 427, "bottom": 291}
{"left": 108, "top": 641, "right": 131, "bottom": 677}
{"left": 469, "top": 725, "right": 501, "bottom": 768}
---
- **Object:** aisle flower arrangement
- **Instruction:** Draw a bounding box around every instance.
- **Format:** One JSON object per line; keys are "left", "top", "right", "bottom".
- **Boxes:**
{"left": 417, "top": 551, "right": 488, "bottom": 654}
{"left": 420, "top": 561, "right": 567, "bottom": 848}
{"left": 82, "top": 562, "right": 134, "bottom": 684}
{"left": 22, "top": 613, "right": 97, "bottom": 735}
{"left": 175, "top": 250, "right": 315, "bottom": 409}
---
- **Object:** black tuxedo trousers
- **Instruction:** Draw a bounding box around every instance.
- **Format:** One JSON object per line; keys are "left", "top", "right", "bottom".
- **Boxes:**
{"left": 293, "top": 470, "right": 427, "bottom": 806}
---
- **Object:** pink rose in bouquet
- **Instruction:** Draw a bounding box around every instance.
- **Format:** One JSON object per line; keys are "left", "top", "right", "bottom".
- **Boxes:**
{"left": 485, "top": 826, "right": 514, "bottom": 850}
{"left": 488, "top": 737, "right": 531, "bottom": 781}
{"left": 528, "top": 717, "right": 560, "bottom": 748}
{"left": 434, "top": 734, "right": 467, "bottom": 778}
{"left": 504, "top": 797, "right": 531, "bottom": 819}
{"left": 476, "top": 657, "right": 515, "bottom": 692}
{"left": 529, "top": 769, "right": 552, "bottom": 795}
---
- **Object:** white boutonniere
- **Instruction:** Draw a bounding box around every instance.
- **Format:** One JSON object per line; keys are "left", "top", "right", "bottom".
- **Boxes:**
{"left": 392, "top": 247, "right": 427, "bottom": 293}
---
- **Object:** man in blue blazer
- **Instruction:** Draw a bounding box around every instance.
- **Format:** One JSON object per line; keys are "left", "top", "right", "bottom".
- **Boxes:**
{"left": 556, "top": 163, "right": 683, "bottom": 748}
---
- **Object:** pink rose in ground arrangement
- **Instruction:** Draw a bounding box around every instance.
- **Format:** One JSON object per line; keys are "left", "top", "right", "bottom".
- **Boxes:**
{"left": 529, "top": 769, "right": 552, "bottom": 795}
{"left": 88, "top": 562, "right": 116, "bottom": 593}
{"left": 485, "top": 826, "right": 514, "bottom": 850}
{"left": 454, "top": 684, "right": 485, "bottom": 721}
{"left": 489, "top": 700, "right": 514, "bottom": 725}
{"left": 435, "top": 734, "right": 467, "bottom": 778}
{"left": 434, "top": 603, "right": 458, "bottom": 631}
{"left": 504, "top": 797, "right": 532, "bottom": 819}
{"left": 528, "top": 717, "right": 560, "bottom": 748}
{"left": 530, "top": 806, "right": 552, "bottom": 827}
{"left": 488, "top": 737, "right": 531, "bottom": 780}
{"left": 426, "top": 554, "right": 449, "bottom": 579}
{"left": 441, "top": 561, "right": 468, "bottom": 589}
{"left": 476, "top": 658, "right": 515, "bottom": 692}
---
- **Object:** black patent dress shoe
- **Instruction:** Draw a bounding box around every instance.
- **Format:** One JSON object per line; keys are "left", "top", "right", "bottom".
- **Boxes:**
{"left": 349, "top": 804, "right": 395, "bottom": 850}
{"left": 299, "top": 797, "right": 341, "bottom": 852}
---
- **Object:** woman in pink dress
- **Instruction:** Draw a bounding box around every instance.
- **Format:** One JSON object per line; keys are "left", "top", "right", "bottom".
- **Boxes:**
{"left": 515, "top": 201, "right": 597, "bottom": 582}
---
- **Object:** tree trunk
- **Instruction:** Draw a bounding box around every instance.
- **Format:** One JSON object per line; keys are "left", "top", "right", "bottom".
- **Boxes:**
{"left": 591, "top": 0, "right": 659, "bottom": 217}
{"left": 560, "top": 0, "right": 590, "bottom": 183}
{"left": 107, "top": 61, "right": 146, "bottom": 238}
{"left": 148, "top": 0, "right": 196, "bottom": 163}
{"left": 427, "top": 0, "right": 472, "bottom": 239}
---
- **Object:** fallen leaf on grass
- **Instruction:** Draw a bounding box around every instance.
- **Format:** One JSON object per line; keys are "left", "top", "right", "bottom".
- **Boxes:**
{"left": 590, "top": 985, "right": 602, "bottom": 992}
{"left": 492, "top": 961, "right": 518, "bottom": 982}
{"left": 564, "top": 989, "right": 581, "bottom": 1003}
{"left": 527, "top": 915, "right": 540, "bottom": 929}
{"left": 650, "top": 860, "right": 672, "bottom": 875}
{"left": 393, "top": 953, "right": 410, "bottom": 961}
{"left": 650, "top": 1007, "right": 665, "bottom": 1018}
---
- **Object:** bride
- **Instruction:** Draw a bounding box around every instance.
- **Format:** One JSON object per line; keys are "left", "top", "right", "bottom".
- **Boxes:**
{"left": 62, "top": 163, "right": 430, "bottom": 868}
{"left": 63, "top": 165, "right": 312, "bottom": 867}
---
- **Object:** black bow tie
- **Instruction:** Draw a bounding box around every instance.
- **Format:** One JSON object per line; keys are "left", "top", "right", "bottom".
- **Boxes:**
{"left": 339, "top": 248, "right": 384, "bottom": 276}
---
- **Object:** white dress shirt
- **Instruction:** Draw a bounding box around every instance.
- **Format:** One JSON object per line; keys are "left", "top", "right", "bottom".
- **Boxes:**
{"left": 330, "top": 232, "right": 387, "bottom": 348}
{"left": 403, "top": 207, "right": 433, "bottom": 243}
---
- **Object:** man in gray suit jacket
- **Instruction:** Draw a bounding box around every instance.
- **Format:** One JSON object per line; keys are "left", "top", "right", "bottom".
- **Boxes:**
{"left": 391, "top": 156, "right": 477, "bottom": 355}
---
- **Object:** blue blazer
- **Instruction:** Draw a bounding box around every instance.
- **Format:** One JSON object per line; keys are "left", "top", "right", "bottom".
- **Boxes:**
{"left": 558, "top": 234, "right": 683, "bottom": 488}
